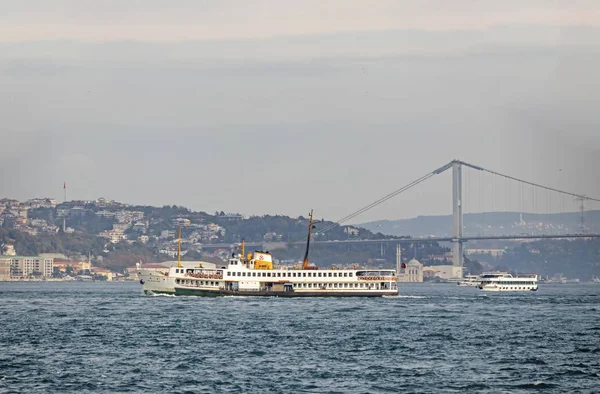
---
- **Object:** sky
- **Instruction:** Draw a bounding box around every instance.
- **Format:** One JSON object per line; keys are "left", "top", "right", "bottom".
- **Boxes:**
{"left": 1, "top": 1, "right": 600, "bottom": 223}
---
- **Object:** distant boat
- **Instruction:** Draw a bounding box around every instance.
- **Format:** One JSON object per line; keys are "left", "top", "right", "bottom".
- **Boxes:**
{"left": 457, "top": 275, "right": 480, "bottom": 287}
{"left": 477, "top": 272, "right": 538, "bottom": 292}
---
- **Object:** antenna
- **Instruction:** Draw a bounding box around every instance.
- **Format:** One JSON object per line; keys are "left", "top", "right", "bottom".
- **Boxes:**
{"left": 302, "top": 210, "right": 314, "bottom": 270}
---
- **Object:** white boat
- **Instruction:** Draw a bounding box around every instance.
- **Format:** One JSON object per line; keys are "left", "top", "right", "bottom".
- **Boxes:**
{"left": 477, "top": 272, "right": 538, "bottom": 292}
{"left": 138, "top": 210, "right": 398, "bottom": 297}
{"left": 457, "top": 275, "right": 480, "bottom": 286}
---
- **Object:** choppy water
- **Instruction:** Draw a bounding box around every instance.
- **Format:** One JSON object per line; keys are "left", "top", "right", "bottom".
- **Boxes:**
{"left": 1, "top": 282, "right": 599, "bottom": 393}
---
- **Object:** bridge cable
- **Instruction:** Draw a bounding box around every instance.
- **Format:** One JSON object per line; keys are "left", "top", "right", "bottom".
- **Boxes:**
{"left": 317, "top": 166, "right": 450, "bottom": 235}
{"left": 458, "top": 160, "right": 600, "bottom": 203}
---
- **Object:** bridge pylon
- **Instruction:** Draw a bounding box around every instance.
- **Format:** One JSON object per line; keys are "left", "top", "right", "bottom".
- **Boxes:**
{"left": 452, "top": 160, "right": 464, "bottom": 278}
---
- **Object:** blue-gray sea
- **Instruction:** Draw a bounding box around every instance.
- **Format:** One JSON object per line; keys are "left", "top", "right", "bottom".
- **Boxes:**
{"left": 1, "top": 282, "right": 599, "bottom": 393}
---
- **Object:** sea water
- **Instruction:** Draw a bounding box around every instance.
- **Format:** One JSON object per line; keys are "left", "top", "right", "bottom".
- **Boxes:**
{"left": 1, "top": 282, "right": 599, "bottom": 393}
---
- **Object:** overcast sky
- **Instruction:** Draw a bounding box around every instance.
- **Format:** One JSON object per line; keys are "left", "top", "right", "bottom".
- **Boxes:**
{"left": 1, "top": 1, "right": 600, "bottom": 222}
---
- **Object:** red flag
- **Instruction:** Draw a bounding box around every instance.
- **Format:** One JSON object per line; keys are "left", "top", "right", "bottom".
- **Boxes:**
{"left": 63, "top": 182, "right": 66, "bottom": 189}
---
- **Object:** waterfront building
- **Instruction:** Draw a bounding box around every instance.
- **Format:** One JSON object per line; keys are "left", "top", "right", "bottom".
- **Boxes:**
{"left": 422, "top": 265, "right": 462, "bottom": 280}
{"left": 0, "top": 257, "right": 11, "bottom": 280}
{"left": 8, "top": 256, "right": 54, "bottom": 279}
{"left": 91, "top": 267, "right": 114, "bottom": 281}
{"left": 398, "top": 258, "right": 423, "bottom": 282}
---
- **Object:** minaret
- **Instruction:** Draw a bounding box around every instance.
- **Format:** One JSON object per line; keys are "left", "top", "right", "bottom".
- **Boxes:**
{"left": 395, "top": 244, "right": 402, "bottom": 278}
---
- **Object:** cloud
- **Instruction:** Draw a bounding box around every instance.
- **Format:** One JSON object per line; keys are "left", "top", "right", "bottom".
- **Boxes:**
{"left": 0, "top": 24, "right": 599, "bottom": 220}
{"left": 1, "top": 1, "right": 599, "bottom": 41}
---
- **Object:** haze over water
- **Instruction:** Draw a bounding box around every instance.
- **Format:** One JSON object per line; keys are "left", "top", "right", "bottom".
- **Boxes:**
{"left": 1, "top": 282, "right": 599, "bottom": 393}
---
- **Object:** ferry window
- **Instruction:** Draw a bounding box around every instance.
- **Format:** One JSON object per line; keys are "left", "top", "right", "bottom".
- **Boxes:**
{"left": 318, "top": 273, "right": 322, "bottom": 277}
{"left": 349, "top": 273, "right": 353, "bottom": 277}
{"left": 328, "top": 273, "right": 332, "bottom": 277}
{"left": 328, "top": 283, "right": 332, "bottom": 288}
{"left": 277, "top": 273, "right": 281, "bottom": 277}
{"left": 267, "top": 273, "right": 271, "bottom": 277}
{"left": 343, "top": 273, "right": 348, "bottom": 277}
{"left": 303, "top": 273, "right": 306, "bottom": 277}
{"left": 293, "top": 273, "right": 297, "bottom": 277}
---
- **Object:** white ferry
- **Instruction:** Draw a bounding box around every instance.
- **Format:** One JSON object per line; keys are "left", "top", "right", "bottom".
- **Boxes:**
{"left": 477, "top": 272, "right": 538, "bottom": 292}
{"left": 138, "top": 211, "right": 398, "bottom": 297}
{"left": 457, "top": 275, "right": 480, "bottom": 286}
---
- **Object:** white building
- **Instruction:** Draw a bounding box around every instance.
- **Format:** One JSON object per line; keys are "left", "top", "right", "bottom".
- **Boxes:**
{"left": 2, "top": 244, "right": 16, "bottom": 256}
{"left": 113, "top": 222, "right": 130, "bottom": 232}
{"left": 424, "top": 265, "right": 462, "bottom": 280}
{"left": 398, "top": 258, "right": 423, "bottom": 282}
{"left": 95, "top": 210, "right": 116, "bottom": 218}
{"left": 8, "top": 256, "right": 54, "bottom": 279}
{"left": 99, "top": 230, "right": 125, "bottom": 243}
{"left": 343, "top": 226, "right": 360, "bottom": 237}
{"left": 465, "top": 248, "right": 506, "bottom": 257}
{"left": 0, "top": 257, "right": 11, "bottom": 280}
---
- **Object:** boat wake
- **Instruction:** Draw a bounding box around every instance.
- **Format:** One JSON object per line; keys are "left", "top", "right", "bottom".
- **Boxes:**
{"left": 149, "top": 293, "right": 176, "bottom": 297}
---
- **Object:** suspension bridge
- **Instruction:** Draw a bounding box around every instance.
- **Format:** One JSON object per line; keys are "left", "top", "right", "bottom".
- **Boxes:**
{"left": 200, "top": 159, "right": 600, "bottom": 277}
{"left": 306, "top": 159, "right": 600, "bottom": 275}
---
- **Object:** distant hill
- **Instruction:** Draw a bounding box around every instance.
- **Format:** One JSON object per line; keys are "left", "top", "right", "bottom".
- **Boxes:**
{"left": 358, "top": 210, "right": 600, "bottom": 237}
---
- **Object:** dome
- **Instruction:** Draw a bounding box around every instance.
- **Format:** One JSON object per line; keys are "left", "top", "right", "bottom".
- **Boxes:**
{"left": 407, "top": 259, "right": 421, "bottom": 266}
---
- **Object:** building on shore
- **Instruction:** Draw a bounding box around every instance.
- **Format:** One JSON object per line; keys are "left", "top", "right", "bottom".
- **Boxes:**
{"left": 398, "top": 258, "right": 424, "bottom": 282}
{"left": 91, "top": 267, "right": 114, "bottom": 281}
{"left": 422, "top": 265, "right": 462, "bottom": 280}
{"left": 6, "top": 256, "right": 54, "bottom": 279}
{"left": 0, "top": 257, "right": 11, "bottom": 280}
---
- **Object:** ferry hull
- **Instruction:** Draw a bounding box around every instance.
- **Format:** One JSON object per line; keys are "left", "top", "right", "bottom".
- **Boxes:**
{"left": 479, "top": 286, "right": 538, "bottom": 292}
{"left": 172, "top": 287, "right": 398, "bottom": 297}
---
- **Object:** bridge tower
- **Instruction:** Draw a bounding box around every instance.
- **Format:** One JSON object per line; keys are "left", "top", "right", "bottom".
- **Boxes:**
{"left": 452, "top": 161, "right": 464, "bottom": 278}
{"left": 395, "top": 244, "right": 402, "bottom": 276}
